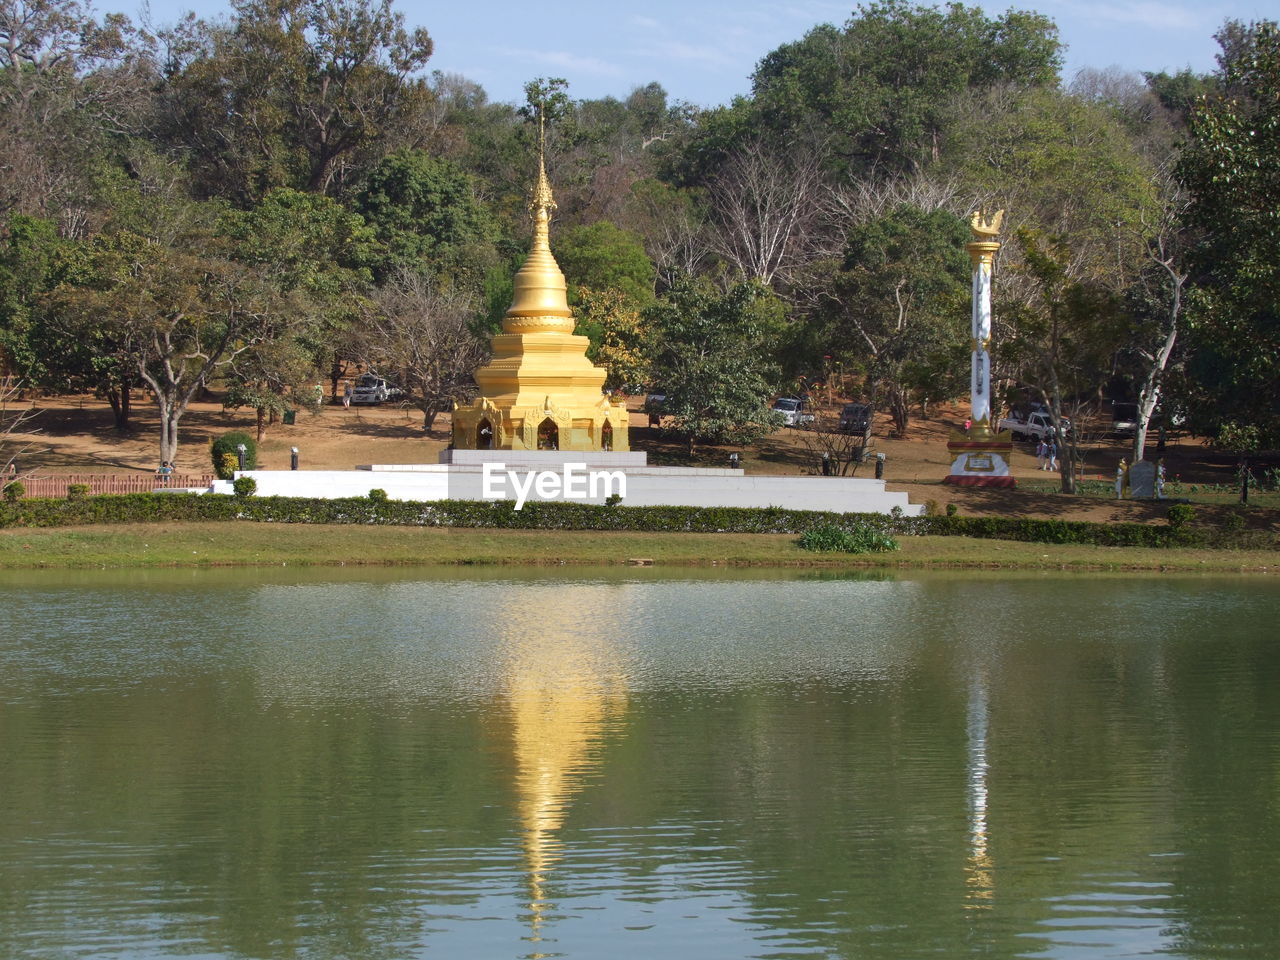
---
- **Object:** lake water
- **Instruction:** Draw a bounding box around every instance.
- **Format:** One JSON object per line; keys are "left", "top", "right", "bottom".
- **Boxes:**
{"left": 1, "top": 567, "right": 1278, "bottom": 960}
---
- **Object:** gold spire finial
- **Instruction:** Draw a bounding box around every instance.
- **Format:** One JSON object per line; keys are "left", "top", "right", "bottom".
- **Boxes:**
{"left": 530, "top": 109, "right": 557, "bottom": 231}
{"left": 969, "top": 209, "right": 1004, "bottom": 239}
{"left": 503, "top": 122, "right": 573, "bottom": 331}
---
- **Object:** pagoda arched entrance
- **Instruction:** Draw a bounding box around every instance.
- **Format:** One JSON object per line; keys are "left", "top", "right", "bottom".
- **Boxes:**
{"left": 476, "top": 418, "right": 494, "bottom": 449}
{"left": 537, "top": 418, "right": 559, "bottom": 450}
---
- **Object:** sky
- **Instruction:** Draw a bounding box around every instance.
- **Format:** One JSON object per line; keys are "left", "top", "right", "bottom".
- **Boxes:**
{"left": 131, "top": 0, "right": 1279, "bottom": 107}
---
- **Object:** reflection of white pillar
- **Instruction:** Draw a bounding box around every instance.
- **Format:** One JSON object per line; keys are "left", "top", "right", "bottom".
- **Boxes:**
{"left": 965, "top": 672, "right": 994, "bottom": 909}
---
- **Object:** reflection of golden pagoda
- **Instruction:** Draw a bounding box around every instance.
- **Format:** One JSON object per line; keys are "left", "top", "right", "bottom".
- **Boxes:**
{"left": 502, "top": 596, "right": 628, "bottom": 946}
{"left": 451, "top": 143, "right": 630, "bottom": 452}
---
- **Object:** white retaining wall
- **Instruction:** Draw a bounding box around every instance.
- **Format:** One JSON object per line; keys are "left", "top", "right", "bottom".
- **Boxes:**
{"left": 215, "top": 464, "right": 922, "bottom": 516}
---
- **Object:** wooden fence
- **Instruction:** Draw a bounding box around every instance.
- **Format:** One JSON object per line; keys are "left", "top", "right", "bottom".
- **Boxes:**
{"left": 3, "top": 471, "right": 216, "bottom": 497}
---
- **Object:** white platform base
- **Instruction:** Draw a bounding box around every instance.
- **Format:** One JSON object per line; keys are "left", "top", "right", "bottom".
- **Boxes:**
{"left": 211, "top": 458, "right": 922, "bottom": 516}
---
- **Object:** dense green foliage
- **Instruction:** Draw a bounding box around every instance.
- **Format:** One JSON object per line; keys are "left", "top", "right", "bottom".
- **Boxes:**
{"left": 211, "top": 432, "right": 259, "bottom": 478}
{"left": 1, "top": 0, "right": 1277, "bottom": 463}
{"left": 1177, "top": 24, "right": 1280, "bottom": 446}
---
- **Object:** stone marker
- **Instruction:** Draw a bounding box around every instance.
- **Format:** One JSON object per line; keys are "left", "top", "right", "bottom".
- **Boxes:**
{"left": 1128, "top": 460, "right": 1157, "bottom": 499}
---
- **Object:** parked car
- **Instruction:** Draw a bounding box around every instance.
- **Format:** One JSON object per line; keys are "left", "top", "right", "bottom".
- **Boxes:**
{"left": 838, "top": 402, "right": 872, "bottom": 434}
{"left": 1110, "top": 403, "right": 1139, "bottom": 437}
{"left": 772, "top": 396, "right": 815, "bottom": 427}
{"left": 351, "top": 373, "right": 404, "bottom": 405}
{"left": 997, "top": 410, "right": 1069, "bottom": 441}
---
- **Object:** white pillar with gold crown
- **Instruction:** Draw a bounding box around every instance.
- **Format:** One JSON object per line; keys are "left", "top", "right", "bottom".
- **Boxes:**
{"left": 450, "top": 144, "right": 630, "bottom": 453}
{"left": 944, "top": 210, "right": 1016, "bottom": 487}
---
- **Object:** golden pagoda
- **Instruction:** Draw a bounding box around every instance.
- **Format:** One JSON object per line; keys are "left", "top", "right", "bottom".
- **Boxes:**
{"left": 451, "top": 143, "right": 630, "bottom": 452}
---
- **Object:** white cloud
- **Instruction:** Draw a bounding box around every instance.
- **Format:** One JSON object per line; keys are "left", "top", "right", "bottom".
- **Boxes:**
{"left": 492, "top": 47, "right": 625, "bottom": 77}
{"left": 1053, "top": 0, "right": 1203, "bottom": 31}
{"left": 629, "top": 15, "right": 661, "bottom": 29}
{"left": 637, "top": 38, "right": 739, "bottom": 68}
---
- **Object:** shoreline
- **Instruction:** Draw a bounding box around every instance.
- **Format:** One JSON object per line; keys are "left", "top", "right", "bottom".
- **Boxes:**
{"left": 2, "top": 523, "right": 1276, "bottom": 574}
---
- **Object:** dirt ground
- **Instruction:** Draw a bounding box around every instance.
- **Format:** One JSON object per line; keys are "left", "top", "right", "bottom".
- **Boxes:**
{"left": 8, "top": 391, "right": 1276, "bottom": 527}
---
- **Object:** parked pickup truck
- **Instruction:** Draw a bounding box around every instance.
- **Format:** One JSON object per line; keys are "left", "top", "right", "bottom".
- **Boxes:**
{"left": 351, "top": 373, "right": 404, "bottom": 405}
{"left": 998, "top": 410, "right": 1069, "bottom": 441}
{"left": 772, "top": 397, "right": 815, "bottom": 428}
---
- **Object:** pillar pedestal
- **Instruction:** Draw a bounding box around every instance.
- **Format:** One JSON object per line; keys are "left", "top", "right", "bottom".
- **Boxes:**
{"left": 944, "top": 431, "right": 1016, "bottom": 488}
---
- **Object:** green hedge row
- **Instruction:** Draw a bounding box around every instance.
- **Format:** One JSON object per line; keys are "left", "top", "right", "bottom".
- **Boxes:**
{"left": 2, "top": 492, "right": 1275, "bottom": 550}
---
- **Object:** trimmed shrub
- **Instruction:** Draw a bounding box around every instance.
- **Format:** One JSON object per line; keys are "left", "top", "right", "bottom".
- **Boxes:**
{"left": 945, "top": 503, "right": 958, "bottom": 517}
{"left": 0, "top": 492, "right": 1272, "bottom": 552}
{"left": 2, "top": 480, "right": 24, "bottom": 502}
{"left": 798, "top": 524, "right": 900, "bottom": 554}
{"left": 1167, "top": 504, "right": 1196, "bottom": 530}
{"left": 368, "top": 488, "right": 389, "bottom": 503}
{"left": 66, "top": 483, "right": 90, "bottom": 500}
{"left": 604, "top": 493, "right": 623, "bottom": 507}
{"left": 1221, "top": 510, "right": 1246, "bottom": 532}
{"left": 211, "top": 432, "right": 258, "bottom": 479}
{"left": 232, "top": 476, "right": 257, "bottom": 498}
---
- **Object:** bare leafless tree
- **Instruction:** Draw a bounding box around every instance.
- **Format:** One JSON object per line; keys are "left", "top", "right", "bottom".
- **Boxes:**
{"left": 1, "top": 376, "right": 40, "bottom": 483}
{"left": 792, "top": 407, "right": 874, "bottom": 476}
{"left": 825, "top": 169, "right": 976, "bottom": 228}
{"left": 360, "top": 270, "right": 488, "bottom": 432}
{"left": 705, "top": 139, "right": 827, "bottom": 287}
{"left": 625, "top": 180, "right": 709, "bottom": 288}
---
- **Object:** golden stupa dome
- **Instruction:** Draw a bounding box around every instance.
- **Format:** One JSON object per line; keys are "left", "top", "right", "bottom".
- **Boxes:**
{"left": 504, "top": 159, "right": 575, "bottom": 335}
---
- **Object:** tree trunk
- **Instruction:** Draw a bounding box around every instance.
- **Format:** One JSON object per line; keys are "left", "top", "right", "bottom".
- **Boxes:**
{"left": 1133, "top": 312, "right": 1179, "bottom": 462}
{"left": 256, "top": 407, "right": 266, "bottom": 441}
{"left": 156, "top": 394, "right": 180, "bottom": 465}
{"left": 1059, "top": 435, "right": 1078, "bottom": 494}
{"left": 422, "top": 405, "right": 441, "bottom": 432}
{"left": 329, "top": 358, "right": 342, "bottom": 401}
{"left": 105, "top": 381, "right": 132, "bottom": 431}
{"left": 889, "top": 385, "right": 910, "bottom": 437}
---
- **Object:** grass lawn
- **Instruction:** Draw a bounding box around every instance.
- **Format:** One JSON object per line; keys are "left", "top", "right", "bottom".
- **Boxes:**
{"left": 1, "top": 522, "right": 1276, "bottom": 573}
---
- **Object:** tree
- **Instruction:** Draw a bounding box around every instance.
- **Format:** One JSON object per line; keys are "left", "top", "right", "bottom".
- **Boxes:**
{"left": 1122, "top": 171, "right": 1191, "bottom": 461}
{"left": 748, "top": 1, "right": 1062, "bottom": 175}
{"left": 222, "top": 335, "right": 322, "bottom": 440}
{"left": 0, "top": 375, "right": 40, "bottom": 480}
{"left": 219, "top": 187, "right": 376, "bottom": 397}
{"left": 575, "top": 286, "right": 650, "bottom": 391}
{"left": 554, "top": 221, "right": 655, "bottom": 307}
{"left": 44, "top": 237, "right": 297, "bottom": 463}
{"left": 2, "top": 223, "right": 149, "bottom": 429}
{"left": 705, "top": 138, "right": 827, "bottom": 289}
{"left": 624, "top": 179, "right": 708, "bottom": 289}
{"left": 1176, "top": 20, "right": 1280, "bottom": 446}
{"left": 942, "top": 85, "right": 1157, "bottom": 280}
{"left": 819, "top": 205, "right": 970, "bottom": 437}
{"left": 358, "top": 269, "right": 486, "bottom": 432}
{"left": 156, "top": 0, "right": 434, "bottom": 203}
{"left": 0, "top": 0, "right": 143, "bottom": 221}
{"left": 354, "top": 149, "right": 501, "bottom": 286}
{"left": 643, "top": 278, "right": 781, "bottom": 455}
{"left": 999, "top": 230, "right": 1126, "bottom": 493}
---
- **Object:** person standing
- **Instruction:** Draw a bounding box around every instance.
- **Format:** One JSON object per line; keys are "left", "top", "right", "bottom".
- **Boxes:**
{"left": 1035, "top": 438, "right": 1048, "bottom": 470}
{"left": 1116, "top": 459, "right": 1127, "bottom": 499}
{"left": 342, "top": 382, "right": 352, "bottom": 409}
{"left": 1046, "top": 437, "right": 1059, "bottom": 472}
